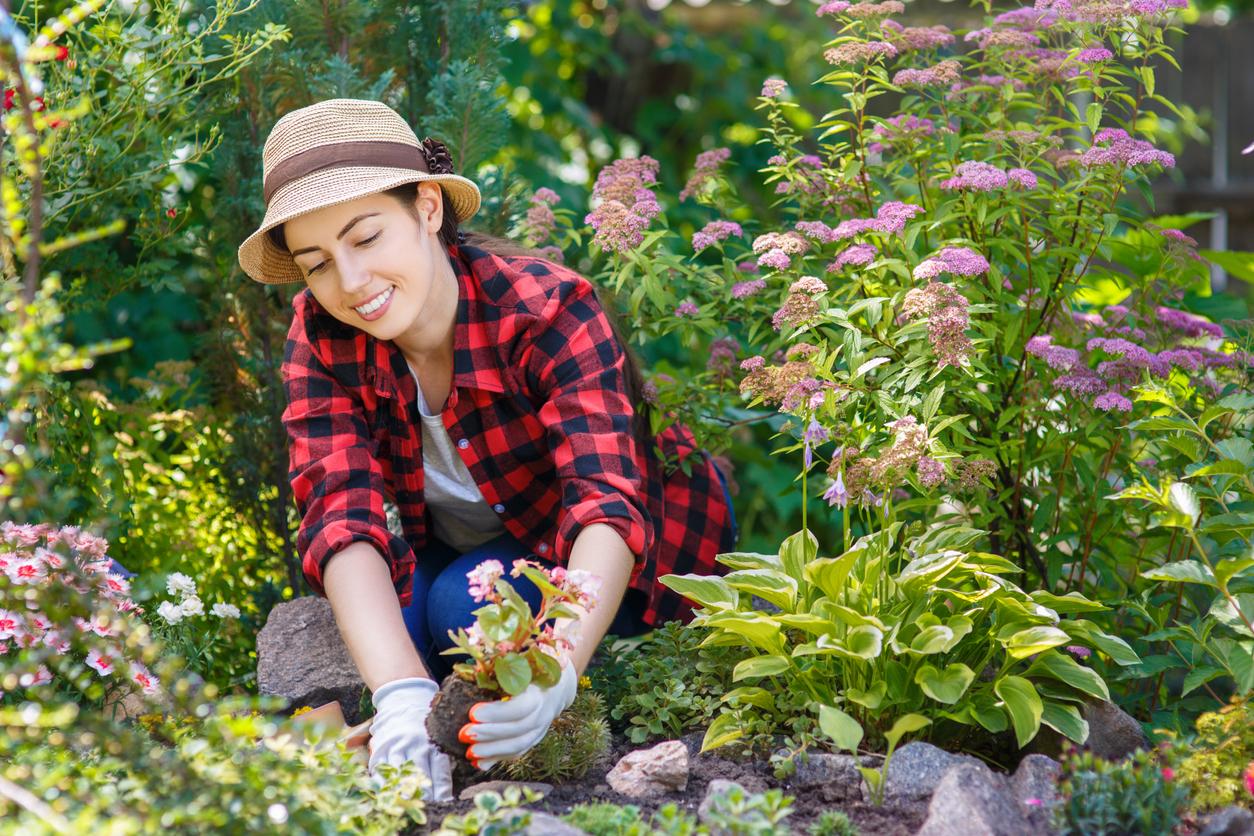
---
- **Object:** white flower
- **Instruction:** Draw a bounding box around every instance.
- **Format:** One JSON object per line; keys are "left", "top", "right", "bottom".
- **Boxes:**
{"left": 156, "top": 601, "right": 184, "bottom": 625}
{"left": 6, "top": 557, "right": 47, "bottom": 585}
{"left": 179, "top": 596, "right": 204, "bottom": 617}
{"left": 211, "top": 603, "right": 240, "bottom": 619}
{"left": 166, "top": 572, "right": 197, "bottom": 597}
{"left": 85, "top": 648, "right": 115, "bottom": 676}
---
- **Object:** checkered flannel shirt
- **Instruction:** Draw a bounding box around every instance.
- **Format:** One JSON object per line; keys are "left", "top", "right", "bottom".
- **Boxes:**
{"left": 280, "top": 241, "right": 734, "bottom": 626}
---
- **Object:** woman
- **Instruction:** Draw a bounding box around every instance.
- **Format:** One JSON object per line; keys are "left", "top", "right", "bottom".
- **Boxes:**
{"left": 236, "top": 99, "right": 738, "bottom": 799}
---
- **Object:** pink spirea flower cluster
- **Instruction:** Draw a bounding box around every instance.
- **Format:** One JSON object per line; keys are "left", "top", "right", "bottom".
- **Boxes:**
{"left": 1080, "top": 128, "right": 1175, "bottom": 169}
{"left": 939, "top": 161, "right": 1038, "bottom": 191}
{"left": 824, "top": 41, "right": 898, "bottom": 66}
{"left": 1075, "top": 46, "right": 1114, "bottom": 62}
{"left": 794, "top": 201, "right": 924, "bottom": 246}
{"left": 880, "top": 19, "right": 955, "bottom": 52}
{"left": 523, "top": 187, "right": 560, "bottom": 245}
{"left": 772, "top": 275, "right": 829, "bottom": 331}
{"left": 676, "top": 301, "right": 700, "bottom": 318}
{"left": 680, "top": 147, "right": 732, "bottom": 202}
{"left": 585, "top": 156, "right": 662, "bottom": 253}
{"left": 732, "top": 278, "right": 767, "bottom": 299}
{"left": 868, "top": 114, "right": 936, "bottom": 155}
{"left": 753, "top": 230, "right": 809, "bottom": 271}
{"left": 902, "top": 282, "right": 973, "bottom": 368}
{"left": 828, "top": 243, "right": 879, "bottom": 272}
{"left": 693, "top": 220, "right": 744, "bottom": 253}
{"left": 912, "top": 246, "right": 991, "bottom": 279}
{"left": 893, "top": 59, "right": 962, "bottom": 88}
{"left": 0, "top": 522, "right": 159, "bottom": 701}
{"left": 761, "top": 77, "right": 788, "bottom": 98}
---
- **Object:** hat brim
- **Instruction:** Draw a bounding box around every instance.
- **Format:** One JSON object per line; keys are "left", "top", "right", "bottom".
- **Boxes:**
{"left": 237, "top": 167, "right": 482, "bottom": 284}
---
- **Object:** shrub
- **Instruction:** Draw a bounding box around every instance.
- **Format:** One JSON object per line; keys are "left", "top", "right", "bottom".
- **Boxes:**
{"left": 1174, "top": 696, "right": 1254, "bottom": 812}
{"left": 808, "top": 810, "right": 859, "bottom": 836}
{"left": 1053, "top": 745, "right": 1190, "bottom": 836}
{"left": 501, "top": 687, "right": 611, "bottom": 782}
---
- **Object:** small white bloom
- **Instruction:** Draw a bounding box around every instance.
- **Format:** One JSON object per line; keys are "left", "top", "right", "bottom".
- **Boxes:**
{"left": 179, "top": 596, "right": 204, "bottom": 617}
{"left": 211, "top": 603, "right": 240, "bottom": 619}
{"left": 166, "top": 572, "right": 197, "bottom": 597}
{"left": 156, "top": 601, "right": 184, "bottom": 624}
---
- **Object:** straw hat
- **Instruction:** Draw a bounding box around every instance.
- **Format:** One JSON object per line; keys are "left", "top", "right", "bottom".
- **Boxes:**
{"left": 237, "top": 98, "right": 482, "bottom": 284}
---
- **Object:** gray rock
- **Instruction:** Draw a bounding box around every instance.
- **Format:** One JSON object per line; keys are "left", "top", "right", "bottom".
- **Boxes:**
{"left": 459, "top": 780, "right": 554, "bottom": 801}
{"left": 883, "top": 741, "right": 983, "bottom": 802}
{"left": 777, "top": 750, "right": 875, "bottom": 802}
{"left": 1081, "top": 700, "right": 1148, "bottom": 762}
{"left": 1200, "top": 806, "right": 1254, "bottom": 836}
{"left": 916, "top": 762, "right": 1034, "bottom": 836}
{"left": 522, "top": 811, "right": 587, "bottom": 835}
{"left": 256, "top": 597, "right": 366, "bottom": 724}
{"left": 1010, "top": 754, "right": 1061, "bottom": 834}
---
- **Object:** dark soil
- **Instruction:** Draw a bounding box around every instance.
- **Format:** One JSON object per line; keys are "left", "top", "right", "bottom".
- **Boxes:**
{"left": 412, "top": 729, "right": 929, "bottom": 835}
{"left": 426, "top": 674, "right": 496, "bottom": 784}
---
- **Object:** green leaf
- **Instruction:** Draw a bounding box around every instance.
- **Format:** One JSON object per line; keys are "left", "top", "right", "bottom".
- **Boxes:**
{"left": 780, "top": 528, "right": 818, "bottom": 587}
{"left": 819, "top": 705, "right": 864, "bottom": 754}
{"left": 845, "top": 681, "right": 887, "bottom": 710}
{"left": 1167, "top": 482, "right": 1200, "bottom": 528}
{"left": 1200, "top": 249, "right": 1254, "bottom": 282}
{"left": 701, "top": 712, "right": 744, "bottom": 752}
{"left": 846, "top": 625, "right": 884, "bottom": 660}
{"left": 1063, "top": 622, "right": 1142, "bottom": 666}
{"left": 1208, "top": 594, "right": 1254, "bottom": 638}
{"left": 1180, "top": 666, "right": 1225, "bottom": 698}
{"left": 1215, "top": 557, "right": 1254, "bottom": 588}
{"left": 657, "top": 574, "right": 738, "bottom": 611}
{"left": 723, "top": 569, "right": 797, "bottom": 612}
{"left": 806, "top": 552, "right": 860, "bottom": 600}
{"left": 495, "top": 652, "right": 532, "bottom": 696}
{"left": 1026, "top": 651, "right": 1110, "bottom": 701}
{"left": 702, "top": 614, "right": 785, "bottom": 654}
{"left": 732, "top": 654, "right": 792, "bottom": 681}
{"left": 995, "top": 676, "right": 1043, "bottom": 747}
{"left": 1028, "top": 591, "right": 1107, "bottom": 614}
{"left": 910, "top": 625, "right": 956, "bottom": 655}
{"left": 1085, "top": 101, "right": 1103, "bottom": 132}
{"left": 1041, "top": 702, "right": 1089, "bottom": 744}
{"left": 1141, "top": 561, "right": 1217, "bottom": 587}
{"left": 1005, "top": 626, "right": 1071, "bottom": 659}
{"left": 884, "top": 713, "right": 932, "bottom": 750}
{"left": 914, "top": 663, "right": 976, "bottom": 704}
{"left": 722, "top": 687, "right": 776, "bottom": 711}
{"left": 1187, "top": 460, "right": 1249, "bottom": 479}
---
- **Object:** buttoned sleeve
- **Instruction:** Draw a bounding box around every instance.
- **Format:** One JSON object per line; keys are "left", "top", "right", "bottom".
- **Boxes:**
{"left": 522, "top": 274, "right": 655, "bottom": 582}
{"left": 281, "top": 296, "right": 417, "bottom": 605}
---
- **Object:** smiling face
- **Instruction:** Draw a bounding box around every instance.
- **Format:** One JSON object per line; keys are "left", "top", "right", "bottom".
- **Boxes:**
{"left": 282, "top": 183, "right": 458, "bottom": 358}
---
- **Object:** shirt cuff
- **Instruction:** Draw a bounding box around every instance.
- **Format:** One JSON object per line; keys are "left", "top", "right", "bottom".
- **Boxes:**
{"left": 304, "top": 522, "right": 417, "bottom": 607}
{"left": 553, "top": 495, "right": 651, "bottom": 584}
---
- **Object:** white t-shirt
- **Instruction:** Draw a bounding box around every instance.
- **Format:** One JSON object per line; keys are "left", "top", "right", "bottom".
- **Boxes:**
{"left": 408, "top": 366, "right": 506, "bottom": 553}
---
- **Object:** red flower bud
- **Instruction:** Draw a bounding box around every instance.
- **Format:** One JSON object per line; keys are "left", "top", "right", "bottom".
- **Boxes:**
{"left": 32, "top": 97, "right": 45, "bottom": 112}
{"left": 1161, "top": 767, "right": 1175, "bottom": 782}
{"left": 2, "top": 89, "right": 14, "bottom": 111}
{"left": 166, "top": 207, "right": 177, "bottom": 219}
{"left": 48, "top": 118, "right": 64, "bottom": 129}
{"left": 54, "top": 46, "right": 69, "bottom": 61}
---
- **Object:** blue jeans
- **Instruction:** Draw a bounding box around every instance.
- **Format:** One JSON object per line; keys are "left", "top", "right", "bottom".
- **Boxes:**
{"left": 712, "top": 458, "right": 741, "bottom": 549}
{"left": 404, "top": 456, "right": 740, "bottom": 680}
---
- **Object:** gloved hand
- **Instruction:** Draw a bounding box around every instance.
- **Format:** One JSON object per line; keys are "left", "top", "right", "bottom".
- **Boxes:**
{"left": 458, "top": 655, "right": 578, "bottom": 771}
{"left": 368, "top": 676, "right": 454, "bottom": 802}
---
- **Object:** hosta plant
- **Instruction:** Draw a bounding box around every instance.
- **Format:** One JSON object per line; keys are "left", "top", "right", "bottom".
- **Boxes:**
{"left": 661, "top": 525, "right": 1139, "bottom": 764}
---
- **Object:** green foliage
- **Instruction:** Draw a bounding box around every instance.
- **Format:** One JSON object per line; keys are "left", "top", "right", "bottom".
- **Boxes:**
{"left": 701, "top": 784, "right": 796, "bottom": 835}
{"left": 501, "top": 687, "right": 611, "bottom": 782}
{"left": 434, "top": 785, "right": 545, "bottom": 836}
{"left": 561, "top": 792, "right": 799, "bottom": 836}
{"left": 662, "top": 527, "right": 1136, "bottom": 763}
{"left": 1053, "top": 745, "right": 1191, "bottom": 836}
{"left": 589, "top": 621, "right": 745, "bottom": 745}
{"left": 1174, "top": 696, "right": 1254, "bottom": 811}
{"left": 807, "top": 809, "right": 859, "bottom": 836}
{"left": 563, "top": 802, "right": 650, "bottom": 835}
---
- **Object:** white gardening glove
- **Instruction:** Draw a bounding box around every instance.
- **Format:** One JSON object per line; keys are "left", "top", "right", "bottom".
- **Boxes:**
{"left": 368, "top": 676, "right": 454, "bottom": 802}
{"left": 459, "top": 656, "right": 578, "bottom": 771}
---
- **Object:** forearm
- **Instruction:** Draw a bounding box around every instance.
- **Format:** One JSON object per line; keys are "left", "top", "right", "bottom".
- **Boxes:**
{"left": 322, "top": 540, "right": 429, "bottom": 692}
{"left": 558, "top": 522, "right": 636, "bottom": 675}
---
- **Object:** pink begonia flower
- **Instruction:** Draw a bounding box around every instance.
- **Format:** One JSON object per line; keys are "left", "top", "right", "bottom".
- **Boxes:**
{"left": 467, "top": 559, "right": 505, "bottom": 602}
{"left": 86, "top": 648, "right": 116, "bottom": 676}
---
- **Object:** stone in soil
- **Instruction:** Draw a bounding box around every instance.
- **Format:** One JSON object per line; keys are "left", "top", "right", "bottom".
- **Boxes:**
{"left": 1199, "top": 805, "right": 1254, "bottom": 836}
{"left": 605, "top": 739, "right": 689, "bottom": 798}
{"left": 1009, "top": 753, "right": 1061, "bottom": 833}
{"left": 915, "top": 762, "right": 1034, "bottom": 836}
{"left": 256, "top": 597, "right": 366, "bottom": 724}
{"left": 459, "top": 780, "right": 554, "bottom": 802}
{"left": 882, "top": 741, "right": 984, "bottom": 803}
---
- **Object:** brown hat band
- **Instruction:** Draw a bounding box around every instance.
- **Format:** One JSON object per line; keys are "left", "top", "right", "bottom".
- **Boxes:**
{"left": 262, "top": 140, "right": 431, "bottom": 204}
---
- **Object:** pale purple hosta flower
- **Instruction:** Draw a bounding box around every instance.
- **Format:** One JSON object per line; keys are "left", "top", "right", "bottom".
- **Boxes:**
{"left": 824, "top": 471, "right": 851, "bottom": 508}
{"left": 824, "top": 41, "right": 898, "bottom": 66}
{"left": 939, "top": 160, "right": 1010, "bottom": 191}
{"left": 829, "top": 243, "right": 878, "bottom": 272}
{"left": 1075, "top": 46, "right": 1114, "bottom": 63}
{"left": 1094, "top": 391, "right": 1133, "bottom": 412}
{"left": 881, "top": 20, "right": 956, "bottom": 52}
{"left": 761, "top": 77, "right": 788, "bottom": 98}
{"left": 893, "top": 60, "right": 962, "bottom": 88}
{"left": 732, "top": 278, "right": 767, "bottom": 299}
{"left": 803, "top": 419, "right": 831, "bottom": 470}
{"left": 1066, "top": 645, "right": 1093, "bottom": 659}
{"left": 1080, "top": 128, "right": 1175, "bottom": 169}
{"left": 467, "top": 559, "right": 505, "bottom": 603}
{"left": 693, "top": 220, "right": 743, "bottom": 253}
{"left": 680, "top": 147, "right": 732, "bottom": 201}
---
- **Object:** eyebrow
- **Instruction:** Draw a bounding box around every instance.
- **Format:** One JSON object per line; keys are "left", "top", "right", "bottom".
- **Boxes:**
{"left": 290, "top": 213, "right": 380, "bottom": 257}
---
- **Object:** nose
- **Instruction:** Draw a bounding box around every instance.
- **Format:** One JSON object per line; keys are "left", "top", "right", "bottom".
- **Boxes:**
{"left": 338, "top": 253, "right": 372, "bottom": 296}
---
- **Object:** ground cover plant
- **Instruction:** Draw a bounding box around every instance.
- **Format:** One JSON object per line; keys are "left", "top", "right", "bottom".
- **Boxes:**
{"left": 4, "top": 0, "right": 1254, "bottom": 833}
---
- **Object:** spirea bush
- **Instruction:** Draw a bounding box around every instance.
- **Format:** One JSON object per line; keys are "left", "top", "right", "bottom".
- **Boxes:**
{"left": 546, "top": 0, "right": 1254, "bottom": 730}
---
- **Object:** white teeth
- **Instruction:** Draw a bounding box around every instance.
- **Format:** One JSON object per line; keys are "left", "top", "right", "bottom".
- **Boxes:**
{"left": 354, "top": 287, "right": 393, "bottom": 316}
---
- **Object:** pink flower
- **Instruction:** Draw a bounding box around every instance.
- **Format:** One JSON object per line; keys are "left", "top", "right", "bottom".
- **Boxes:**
{"left": 103, "top": 574, "right": 131, "bottom": 595}
{"left": 676, "top": 301, "right": 700, "bottom": 318}
{"left": 1243, "top": 762, "right": 1254, "bottom": 797}
{"left": 7, "top": 557, "right": 47, "bottom": 585}
{"left": 27, "top": 666, "right": 52, "bottom": 688}
{"left": 1161, "top": 767, "right": 1175, "bottom": 782}
{"left": 131, "top": 662, "right": 160, "bottom": 695}
{"left": 86, "top": 648, "right": 116, "bottom": 676}
{"left": 1024, "top": 797, "right": 1043, "bottom": 807}
{"left": 1066, "top": 645, "right": 1092, "bottom": 659}
{"left": 732, "top": 279, "right": 766, "bottom": 299}
{"left": 467, "top": 559, "right": 505, "bottom": 603}
{"left": 824, "top": 41, "right": 898, "bottom": 66}
{"left": 761, "top": 77, "right": 788, "bottom": 98}
{"left": 0, "top": 610, "right": 20, "bottom": 640}
{"left": 692, "top": 220, "right": 743, "bottom": 253}
{"left": 1094, "top": 391, "right": 1133, "bottom": 412}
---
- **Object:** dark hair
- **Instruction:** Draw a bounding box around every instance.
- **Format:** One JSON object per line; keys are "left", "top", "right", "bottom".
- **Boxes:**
{"left": 266, "top": 182, "right": 656, "bottom": 449}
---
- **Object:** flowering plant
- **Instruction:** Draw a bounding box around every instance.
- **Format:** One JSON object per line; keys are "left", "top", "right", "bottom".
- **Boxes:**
{"left": 0, "top": 521, "right": 161, "bottom": 710}
{"left": 443, "top": 558, "right": 600, "bottom": 695}
{"left": 147, "top": 570, "right": 243, "bottom": 679}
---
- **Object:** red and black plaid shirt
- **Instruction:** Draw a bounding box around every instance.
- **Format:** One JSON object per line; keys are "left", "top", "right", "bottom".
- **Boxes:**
{"left": 280, "top": 241, "right": 733, "bottom": 627}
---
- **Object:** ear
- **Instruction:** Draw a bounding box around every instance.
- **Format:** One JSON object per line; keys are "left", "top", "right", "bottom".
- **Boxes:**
{"left": 414, "top": 181, "right": 444, "bottom": 233}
